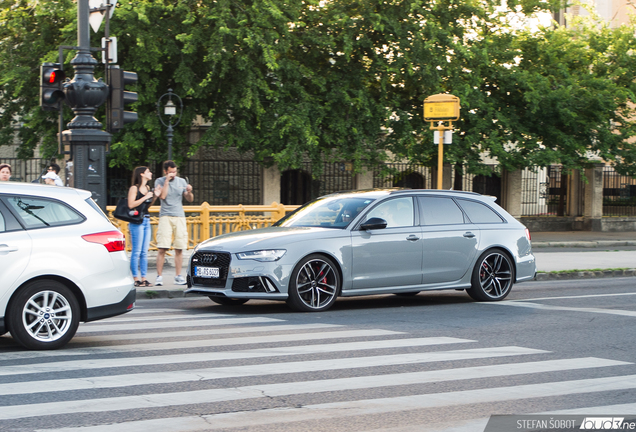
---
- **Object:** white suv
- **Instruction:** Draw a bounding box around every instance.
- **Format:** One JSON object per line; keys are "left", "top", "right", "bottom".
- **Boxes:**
{"left": 0, "top": 182, "right": 135, "bottom": 349}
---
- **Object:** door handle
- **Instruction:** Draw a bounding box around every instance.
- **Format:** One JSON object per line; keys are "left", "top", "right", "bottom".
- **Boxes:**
{"left": 463, "top": 232, "right": 476, "bottom": 238}
{"left": 406, "top": 235, "right": 420, "bottom": 241}
{"left": 0, "top": 244, "right": 18, "bottom": 253}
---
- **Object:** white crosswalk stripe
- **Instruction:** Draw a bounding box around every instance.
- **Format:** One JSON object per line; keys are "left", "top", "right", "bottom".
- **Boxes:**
{"left": 75, "top": 315, "right": 285, "bottom": 332}
{"left": 0, "top": 307, "right": 633, "bottom": 431}
{"left": 0, "top": 346, "right": 551, "bottom": 396}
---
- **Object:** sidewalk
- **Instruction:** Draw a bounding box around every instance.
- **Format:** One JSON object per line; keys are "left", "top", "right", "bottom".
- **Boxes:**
{"left": 132, "top": 250, "right": 194, "bottom": 296}
{"left": 132, "top": 231, "right": 636, "bottom": 300}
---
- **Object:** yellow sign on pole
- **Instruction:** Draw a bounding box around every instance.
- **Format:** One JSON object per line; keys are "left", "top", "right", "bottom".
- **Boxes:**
{"left": 423, "top": 94, "right": 460, "bottom": 189}
{"left": 423, "top": 94, "right": 460, "bottom": 121}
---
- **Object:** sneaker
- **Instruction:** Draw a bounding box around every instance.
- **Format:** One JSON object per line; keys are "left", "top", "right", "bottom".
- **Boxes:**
{"left": 155, "top": 275, "right": 163, "bottom": 286}
{"left": 174, "top": 275, "right": 186, "bottom": 285}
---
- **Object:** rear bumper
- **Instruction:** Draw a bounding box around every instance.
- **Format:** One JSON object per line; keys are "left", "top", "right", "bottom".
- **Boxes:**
{"left": 85, "top": 288, "right": 136, "bottom": 322}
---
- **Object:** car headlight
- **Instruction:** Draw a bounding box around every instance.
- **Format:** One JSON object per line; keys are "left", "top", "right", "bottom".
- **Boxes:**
{"left": 236, "top": 249, "right": 287, "bottom": 262}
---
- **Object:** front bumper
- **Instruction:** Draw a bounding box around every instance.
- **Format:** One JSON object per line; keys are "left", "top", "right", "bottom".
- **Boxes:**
{"left": 186, "top": 250, "right": 291, "bottom": 300}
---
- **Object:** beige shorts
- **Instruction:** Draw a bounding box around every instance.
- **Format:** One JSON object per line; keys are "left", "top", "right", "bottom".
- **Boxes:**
{"left": 156, "top": 216, "right": 188, "bottom": 250}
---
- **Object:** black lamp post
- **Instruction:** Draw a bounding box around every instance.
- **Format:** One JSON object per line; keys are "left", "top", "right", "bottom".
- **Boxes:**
{"left": 156, "top": 89, "right": 183, "bottom": 160}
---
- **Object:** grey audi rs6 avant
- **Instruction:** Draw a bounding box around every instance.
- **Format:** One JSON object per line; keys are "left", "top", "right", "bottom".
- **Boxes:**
{"left": 186, "top": 189, "right": 536, "bottom": 312}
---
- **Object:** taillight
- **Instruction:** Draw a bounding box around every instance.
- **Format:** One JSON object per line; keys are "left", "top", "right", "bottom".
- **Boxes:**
{"left": 525, "top": 228, "right": 531, "bottom": 241}
{"left": 82, "top": 231, "right": 126, "bottom": 252}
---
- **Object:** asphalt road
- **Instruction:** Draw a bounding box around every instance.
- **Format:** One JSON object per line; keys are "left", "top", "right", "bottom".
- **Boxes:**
{"left": 1, "top": 278, "right": 635, "bottom": 431}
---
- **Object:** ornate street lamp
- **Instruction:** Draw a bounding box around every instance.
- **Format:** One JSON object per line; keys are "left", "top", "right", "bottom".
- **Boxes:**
{"left": 156, "top": 89, "right": 183, "bottom": 160}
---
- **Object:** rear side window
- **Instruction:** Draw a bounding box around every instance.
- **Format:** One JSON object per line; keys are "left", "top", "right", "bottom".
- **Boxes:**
{"left": 4, "top": 196, "right": 84, "bottom": 229}
{"left": 85, "top": 197, "right": 111, "bottom": 222}
{"left": 457, "top": 199, "right": 504, "bottom": 224}
{"left": 418, "top": 197, "right": 465, "bottom": 225}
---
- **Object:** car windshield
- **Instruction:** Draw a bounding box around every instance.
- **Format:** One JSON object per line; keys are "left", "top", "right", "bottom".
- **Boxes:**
{"left": 274, "top": 195, "right": 376, "bottom": 228}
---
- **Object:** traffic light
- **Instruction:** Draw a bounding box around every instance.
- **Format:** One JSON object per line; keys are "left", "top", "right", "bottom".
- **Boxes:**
{"left": 40, "top": 63, "right": 66, "bottom": 111}
{"left": 108, "top": 66, "right": 138, "bottom": 132}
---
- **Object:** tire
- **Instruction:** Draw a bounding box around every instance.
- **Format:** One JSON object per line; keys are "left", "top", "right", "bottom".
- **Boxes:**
{"left": 8, "top": 280, "right": 80, "bottom": 350}
{"left": 467, "top": 248, "right": 514, "bottom": 301}
{"left": 287, "top": 254, "right": 340, "bottom": 312}
{"left": 208, "top": 296, "right": 249, "bottom": 306}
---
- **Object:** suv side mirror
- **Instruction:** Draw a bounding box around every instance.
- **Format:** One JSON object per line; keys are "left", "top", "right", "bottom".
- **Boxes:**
{"left": 360, "top": 217, "right": 387, "bottom": 230}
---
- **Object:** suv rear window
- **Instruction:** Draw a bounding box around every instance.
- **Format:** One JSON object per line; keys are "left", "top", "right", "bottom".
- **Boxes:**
{"left": 457, "top": 199, "right": 504, "bottom": 223}
{"left": 4, "top": 196, "right": 85, "bottom": 229}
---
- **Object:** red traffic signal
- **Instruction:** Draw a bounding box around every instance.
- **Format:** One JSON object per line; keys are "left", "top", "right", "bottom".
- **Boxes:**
{"left": 40, "top": 63, "right": 66, "bottom": 111}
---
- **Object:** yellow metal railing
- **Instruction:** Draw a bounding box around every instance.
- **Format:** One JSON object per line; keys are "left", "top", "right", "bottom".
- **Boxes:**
{"left": 106, "top": 202, "right": 300, "bottom": 252}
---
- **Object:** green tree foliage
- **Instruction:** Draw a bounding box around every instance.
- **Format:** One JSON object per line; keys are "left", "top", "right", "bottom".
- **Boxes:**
{"left": 2, "top": 0, "right": 636, "bottom": 176}
{"left": 0, "top": 0, "right": 76, "bottom": 158}
{"left": 473, "top": 16, "right": 636, "bottom": 174}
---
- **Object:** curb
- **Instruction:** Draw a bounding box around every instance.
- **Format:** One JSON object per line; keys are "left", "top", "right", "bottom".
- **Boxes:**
{"left": 532, "top": 241, "right": 636, "bottom": 248}
{"left": 534, "top": 269, "right": 636, "bottom": 281}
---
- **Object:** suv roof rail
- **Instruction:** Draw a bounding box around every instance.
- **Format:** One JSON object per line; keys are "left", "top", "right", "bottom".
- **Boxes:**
{"left": 389, "top": 189, "right": 480, "bottom": 196}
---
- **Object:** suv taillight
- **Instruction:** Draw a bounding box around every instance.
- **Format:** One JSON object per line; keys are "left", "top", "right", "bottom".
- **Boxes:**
{"left": 82, "top": 231, "right": 126, "bottom": 252}
{"left": 525, "top": 228, "right": 531, "bottom": 241}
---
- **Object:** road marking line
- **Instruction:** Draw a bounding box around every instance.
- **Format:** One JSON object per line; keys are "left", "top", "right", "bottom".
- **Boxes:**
{"left": 74, "top": 323, "right": 343, "bottom": 341}
{"left": 0, "top": 346, "right": 551, "bottom": 396}
{"left": 0, "top": 337, "right": 475, "bottom": 377}
{"left": 4, "top": 360, "right": 630, "bottom": 422}
{"left": 0, "top": 329, "right": 400, "bottom": 360}
{"left": 0, "top": 324, "right": 343, "bottom": 361}
{"left": 85, "top": 313, "right": 234, "bottom": 323}
{"left": 508, "top": 292, "right": 636, "bottom": 302}
{"left": 75, "top": 316, "right": 284, "bottom": 333}
{"left": 491, "top": 301, "right": 636, "bottom": 317}
{"left": 71, "top": 329, "right": 403, "bottom": 354}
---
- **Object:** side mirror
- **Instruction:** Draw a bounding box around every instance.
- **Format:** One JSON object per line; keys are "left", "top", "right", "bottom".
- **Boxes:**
{"left": 360, "top": 217, "right": 387, "bottom": 230}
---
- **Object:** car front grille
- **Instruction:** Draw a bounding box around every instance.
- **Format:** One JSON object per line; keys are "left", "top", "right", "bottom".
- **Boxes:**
{"left": 190, "top": 251, "right": 231, "bottom": 287}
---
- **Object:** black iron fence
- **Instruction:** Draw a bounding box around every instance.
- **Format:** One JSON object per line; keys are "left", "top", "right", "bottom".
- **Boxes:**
{"left": 106, "top": 160, "right": 263, "bottom": 206}
{"left": 521, "top": 166, "right": 570, "bottom": 216}
{"left": 9, "top": 156, "right": 636, "bottom": 218}
{"left": 280, "top": 162, "right": 356, "bottom": 205}
{"left": 521, "top": 165, "right": 587, "bottom": 217}
{"left": 181, "top": 159, "right": 262, "bottom": 206}
{"left": 373, "top": 164, "right": 432, "bottom": 189}
{"left": 0, "top": 158, "right": 48, "bottom": 183}
{"left": 455, "top": 165, "right": 501, "bottom": 203}
{"left": 603, "top": 166, "right": 636, "bottom": 216}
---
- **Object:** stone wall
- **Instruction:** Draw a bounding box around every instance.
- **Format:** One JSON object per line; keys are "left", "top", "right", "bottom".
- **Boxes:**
{"left": 520, "top": 216, "right": 636, "bottom": 232}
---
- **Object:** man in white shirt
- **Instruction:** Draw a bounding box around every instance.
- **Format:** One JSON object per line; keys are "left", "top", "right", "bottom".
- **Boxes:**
{"left": 42, "top": 163, "right": 64, "bottom": 186}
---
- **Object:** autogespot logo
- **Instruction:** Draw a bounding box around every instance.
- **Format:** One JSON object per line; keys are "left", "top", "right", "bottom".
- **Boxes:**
{"left": 580, "top": 417, "right": 626, "bottom": 430}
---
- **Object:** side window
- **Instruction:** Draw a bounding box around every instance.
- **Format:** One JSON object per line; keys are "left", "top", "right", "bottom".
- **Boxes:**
{"left": 5, "top": 196, "right": 84, "bottom": 229}
{"left": 418, "top": 197, "right": 465, "bottom": 225}
{"left": 457, "top": 199, "right": 504, "bottom": 223}
{"left": 0, "top": 210, "right": 5, "bottom": 232}
{"left": 364, "top": 197, "right": 414, "bottom": 228}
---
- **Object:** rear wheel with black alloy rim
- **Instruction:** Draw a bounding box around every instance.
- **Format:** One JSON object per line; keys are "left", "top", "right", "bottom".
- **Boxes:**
{"left": 467, "top": 248, "right": 514, "bottom": 301}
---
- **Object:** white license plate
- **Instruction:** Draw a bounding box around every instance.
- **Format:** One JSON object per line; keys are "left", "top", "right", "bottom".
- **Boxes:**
{"left": 195, "top": 266, "right": 219, "bottom": 278}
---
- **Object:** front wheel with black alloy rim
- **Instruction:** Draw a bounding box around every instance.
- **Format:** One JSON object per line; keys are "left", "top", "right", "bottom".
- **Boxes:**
{"left": 467, "top": 248, "right": 514, "bottom": 301}
{"left": 287, "top": 254, "right": 340, "bottom": 312}
{"left": 8, "top": 280, "right": 80, "bottom": 350}
{"left": 208, "top": 296, "right": 249, "bottom": 306}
